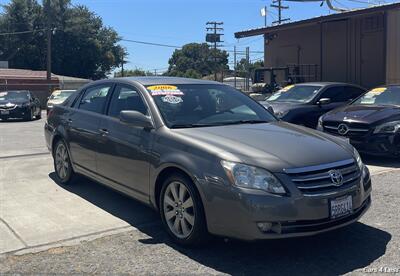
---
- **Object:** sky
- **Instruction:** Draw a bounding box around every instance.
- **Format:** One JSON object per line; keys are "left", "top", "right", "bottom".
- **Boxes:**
{"left": 1, "top": 0, "right": 396, "bottom": 73}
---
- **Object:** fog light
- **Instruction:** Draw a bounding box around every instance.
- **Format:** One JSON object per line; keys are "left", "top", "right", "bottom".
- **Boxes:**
{"left": 257, "top": 222, "right": 273, "bottom": 232}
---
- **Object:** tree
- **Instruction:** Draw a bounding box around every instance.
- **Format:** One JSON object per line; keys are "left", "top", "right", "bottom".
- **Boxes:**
{"left": 235, "top": 58, "right": 264, "bottom": 78}
{"left": 114, "top": 68, "right": 154, "bottom": 77}
{"left": 0, "top": 0, "right": 125, "bottom": 79}
{"left": 166, "top": 43, "right": 229, "bottom": 79}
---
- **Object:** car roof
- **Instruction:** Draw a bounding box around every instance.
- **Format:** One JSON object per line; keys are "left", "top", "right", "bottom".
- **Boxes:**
{"left": 294, "top": 82, "right": 359, "bottom": 87}
{"left": 116, "top": 76, "right": 220, "bottom": 86}
{"left": 2, "top": 90, "right": 30, "bottom": 93}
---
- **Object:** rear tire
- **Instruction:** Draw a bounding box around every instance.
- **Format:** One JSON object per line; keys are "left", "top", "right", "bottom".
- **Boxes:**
{"left": 159, "top": 173, "right": 208, "bottom": 246}
{"left": 53, "top": 140, "right": 75, "bottom": 185}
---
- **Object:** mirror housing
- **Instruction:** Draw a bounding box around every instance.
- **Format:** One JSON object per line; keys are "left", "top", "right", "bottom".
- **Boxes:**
{"left": 317, "top": 98, "right": 331, "bottom": 105}
{"left": 119, "top": 110, "right": 153, "bottom": 129}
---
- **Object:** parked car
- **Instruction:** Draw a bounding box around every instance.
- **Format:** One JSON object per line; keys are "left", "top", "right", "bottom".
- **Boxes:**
{"left": 47, "top": 90, "right": 76, "bottom": 115}
{"left": 260, "top": 82, "right": 366, "bottom": 128}
{"left": 318, "top": 84, "right": 400, "bottom": 157}
{"left": 45, "top": 77, "right": 371, "bottom": 245}
{"left": 0, "top": 90, "right": 41, "bottom": 121}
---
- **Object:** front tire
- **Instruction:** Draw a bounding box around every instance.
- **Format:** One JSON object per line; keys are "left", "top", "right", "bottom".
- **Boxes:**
{"left": 159, "top": 173, "right": 208, "bottom": 246}
{"left": 53, "top": 140, "right": 75, "bottom": 184}
{"left": 24, "top": 108, "right": 33, "bottom": 121}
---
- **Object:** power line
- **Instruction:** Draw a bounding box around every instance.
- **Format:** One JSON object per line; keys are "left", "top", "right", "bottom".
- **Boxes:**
{"left": 0, "top": 29, "right": 46, "bottom": 36}
{"left": 121, "top": 39, "right": 181, "bottom": 49}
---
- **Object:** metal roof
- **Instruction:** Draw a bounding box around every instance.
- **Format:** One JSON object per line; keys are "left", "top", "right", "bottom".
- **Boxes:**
{"left": 235, "top": 2, "right": 400, "bottom": 38}
{"left": 117, "top": 76, "right": 220, "bottom": 85}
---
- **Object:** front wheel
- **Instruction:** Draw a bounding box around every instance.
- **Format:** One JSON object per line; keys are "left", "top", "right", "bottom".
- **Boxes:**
{"left": 53, "top": 140, "right": 75, "bottom": 184}
{"left": 160, "top": 174, "right": 208, "bottom": 246}
{"left": 25, "top": 108, "right": 33, "bottom": 121}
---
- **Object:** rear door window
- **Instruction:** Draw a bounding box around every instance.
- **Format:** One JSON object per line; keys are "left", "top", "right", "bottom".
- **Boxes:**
{"left": 78, "top": 85, "right": 112, "bottom": 114}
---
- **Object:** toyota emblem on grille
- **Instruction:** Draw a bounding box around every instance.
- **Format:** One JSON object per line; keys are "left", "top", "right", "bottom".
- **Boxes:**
{"left": 329, "top": 170, "right": 344, "bottom": 186}
{"left": 337, "top": 124, "right": 349, "bottom": 135}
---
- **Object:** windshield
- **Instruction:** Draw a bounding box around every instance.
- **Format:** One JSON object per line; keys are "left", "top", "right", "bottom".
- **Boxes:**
{"left": 49, "top": 90, "right": 75, "bottom": 100}
{"left": 0, "top": 91, "right": 29, "bottom": 101}
{"left": 267, "top": 85, "right": 322, "bottom": 103}
{"left": 147, "top": 84, "right": 276, "bottom": 128}
{"left": 353, "top": 86, "right": 400, "bottom": 106}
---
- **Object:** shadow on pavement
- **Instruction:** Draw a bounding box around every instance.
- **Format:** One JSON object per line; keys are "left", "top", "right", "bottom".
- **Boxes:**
{"left": 49, "top": 172, "right": 391, "bottom": 276}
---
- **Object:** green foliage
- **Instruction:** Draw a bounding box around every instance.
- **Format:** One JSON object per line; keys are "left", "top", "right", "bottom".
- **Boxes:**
{"left": 235, "top": 58, "right": 264, "bottom": 78}
{"left": 0, "top": 0, "right": 125, "bottom": 79}
{"left": 114, "top": 68, "right": 154, "bottom": 77}
{"left": 166, "top": 43, "right": 229, "bottom": 79}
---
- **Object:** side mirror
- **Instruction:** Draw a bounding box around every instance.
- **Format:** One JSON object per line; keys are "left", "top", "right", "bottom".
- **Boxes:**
{"left": 267, "top": 106, "right": 274, "bottom": 113}
{"left": 119, "top": 110, "right": 153, "bottom": 129}
{"left": 317, "top": 98, "right": 331, "bottom": 105}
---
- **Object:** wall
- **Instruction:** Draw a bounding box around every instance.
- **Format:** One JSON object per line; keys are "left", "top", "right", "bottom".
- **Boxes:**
{"left": 386, "top": 8, "right": 400, "bottom": 84}
{"left": 264, "top": 11, "right": 388, "bottom": 88}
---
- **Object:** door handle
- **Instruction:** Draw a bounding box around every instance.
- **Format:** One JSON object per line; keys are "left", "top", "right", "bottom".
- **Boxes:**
{"left": 67, "top": 118, "right": 72, "bottom": 124}
{"left": 99, "top": 128, "right": 109, "bottom": 135}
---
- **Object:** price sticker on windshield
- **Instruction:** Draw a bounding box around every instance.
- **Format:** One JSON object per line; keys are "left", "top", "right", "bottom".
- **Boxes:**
{"left": 279, "top": 85, "right": 294, "bottom": 93}
{"left": 369, "top": 87, "right": 386, "bottom": 94}
{"left": 0, "top": 92, "right": 7, "bottom": 97}
{"left": 147, "top": 85, "right": 184, "bottom": 96}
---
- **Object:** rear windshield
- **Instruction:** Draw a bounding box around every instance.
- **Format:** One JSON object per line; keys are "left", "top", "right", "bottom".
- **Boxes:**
{"left": 0, "top": 91, "right": 29, "bottom": 101}
{"left": 267, "top": 85, "right": 322, "bottom": 103}
{"left": 146, "top": 84, "right": 276, "bottom": 128}
{"left": 353, "top": 86, "right": 400, "bottom": 106}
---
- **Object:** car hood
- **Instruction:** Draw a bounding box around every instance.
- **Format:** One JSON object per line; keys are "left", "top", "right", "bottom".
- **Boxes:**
{"left": 324, "top": 105, "right": 400, "bottom": 124}
{"left": 263, "top": 101, "right": 304, "bottom": 114}
{"left": 173, "top": 122, "right": 353, "bottom": 172}
{"left": 0, "top": 99, "right": 28, "bottom": 106}
{"left": 47, "top": 99, "right": 65, "bottom": 106}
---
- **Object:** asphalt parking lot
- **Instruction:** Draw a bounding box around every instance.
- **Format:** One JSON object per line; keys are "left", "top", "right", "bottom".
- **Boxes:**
{"left": 1, "top": 114, "right": 399, "bottom": 275}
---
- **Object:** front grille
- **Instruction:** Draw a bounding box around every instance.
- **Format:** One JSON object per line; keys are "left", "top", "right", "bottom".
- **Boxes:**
{"left": 285, "top": 159, "right": 360, "bottom": 196}
{"left": 323, "top": 122, "right": 370, "bottom": 137}
{"left": 0, "top": 105, "right": 17, "bottom": 111}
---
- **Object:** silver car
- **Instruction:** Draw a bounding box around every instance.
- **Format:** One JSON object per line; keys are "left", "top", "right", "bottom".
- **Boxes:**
{"left": 45, "top": 77, "right": 371, "bottom": 246}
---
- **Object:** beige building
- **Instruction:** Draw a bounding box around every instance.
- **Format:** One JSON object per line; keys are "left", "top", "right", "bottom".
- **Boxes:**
{"left": 235, "top": 2, "right": 400, "bottom": 89}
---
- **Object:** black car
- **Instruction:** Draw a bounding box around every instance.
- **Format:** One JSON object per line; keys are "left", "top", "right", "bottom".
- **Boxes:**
{"left": 260, "top": 82, "right": 366, "bottom": 128}
{"left": 0, "top": 90, "right": 42, "bottom": 121}
{"left": 318, "top": 84, "right": 400, "bottom": 157}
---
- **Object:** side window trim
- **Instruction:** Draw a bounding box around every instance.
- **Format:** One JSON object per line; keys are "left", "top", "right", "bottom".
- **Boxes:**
{"left": 106, "top": 83, "right": 151, "bottom": 119}
{"left": 76, "top": 83, "right": 114, "bottom": 114}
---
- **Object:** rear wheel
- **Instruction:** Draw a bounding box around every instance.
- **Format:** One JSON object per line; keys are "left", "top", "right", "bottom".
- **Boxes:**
{"left": 159, "top": 174, "right": 208, "bottom": 246}
{"left": 54, "top": 140, "right": 75, "bottom": 184}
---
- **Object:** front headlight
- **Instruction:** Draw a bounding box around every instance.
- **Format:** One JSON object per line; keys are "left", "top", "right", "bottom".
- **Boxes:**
{"left": 353, "top": 148, "right": 363, "bottom": 171}
{"left": 317, "top": 116, "right": 323, "bottom": 131}
{"left": 221, "top": 161, "right": 286, "bottom": 195}
{"left": 373, "top": 120, "right": 400, "bottom": 134}
{"left": 275, "top": 110, "right": 289, "bottom": 119}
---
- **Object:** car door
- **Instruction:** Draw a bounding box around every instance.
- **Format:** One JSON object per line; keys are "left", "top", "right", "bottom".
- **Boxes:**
{"left": 66, "top": 83, "right": 113, "bottom": 173}
{"left": 310, "top": 86, "right": 346, "bottom": 126}
{"left": 96, "top": 84, "right": 153, "bottom": 202}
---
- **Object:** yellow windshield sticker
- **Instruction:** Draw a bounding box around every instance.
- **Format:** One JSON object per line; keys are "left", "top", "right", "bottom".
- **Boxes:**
{"left": 370, "top": 87, "right": 386, "bottom": 94}
{"left": 147, "top": 85, "right": 184, "bottom": 96}
{"left": 280, "top": 85, "right": 294, "bottom": 92}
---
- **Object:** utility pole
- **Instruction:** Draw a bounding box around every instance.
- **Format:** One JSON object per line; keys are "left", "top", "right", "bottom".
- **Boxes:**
{"left": 46, "top": 28, "right": 52, "bottom": 82}
{"left": 270, "top": 0, "right": 290, "bottom": 25}
{"left": 121, "top": 52, "right": 124, "bottom": 77}
{"left": 234, "top": 46, "right": 237, "bottom": 89}
{"left": 206, "top": 21, "right": 224, "bottom": 81}
{"left": 245, "top": 47, "right": 250, "bottom": 91}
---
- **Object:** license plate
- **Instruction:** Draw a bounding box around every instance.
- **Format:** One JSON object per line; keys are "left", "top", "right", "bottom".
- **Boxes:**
{"left": 330, "top": 195, "right": 353, "bottom": 219}
{"left": 0, "top": 110, "right": 9, "bottom": 115}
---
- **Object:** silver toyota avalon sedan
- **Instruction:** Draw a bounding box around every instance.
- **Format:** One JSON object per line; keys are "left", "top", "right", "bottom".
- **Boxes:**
{"left": 45, "top": 77, "right": 371, "bottom": 246}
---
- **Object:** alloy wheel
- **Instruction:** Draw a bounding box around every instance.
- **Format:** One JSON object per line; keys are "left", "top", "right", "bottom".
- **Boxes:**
{"left": 55, "top": 142, "right": 70, "bottom": 180}
{"left": 163, "top": 181, "right": 195, "bottom": 239}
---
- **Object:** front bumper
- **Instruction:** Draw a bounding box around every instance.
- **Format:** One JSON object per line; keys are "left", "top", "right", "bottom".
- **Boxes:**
{"left": 202, "top": 165, "right": 371, "bottom": 240}
{"left": 350, "top": 133, "right": 400, "bottom": 157}
{"left": 0, "top": 106, "right": 30, "bottom": 119}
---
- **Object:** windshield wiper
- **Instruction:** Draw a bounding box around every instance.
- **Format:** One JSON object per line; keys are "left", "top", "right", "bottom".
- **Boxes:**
{"left": 170, "top": 123, "right": 215, "bottom": 129}
{"left": 222, "top": 120, "right": 270, "bottom": 125}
